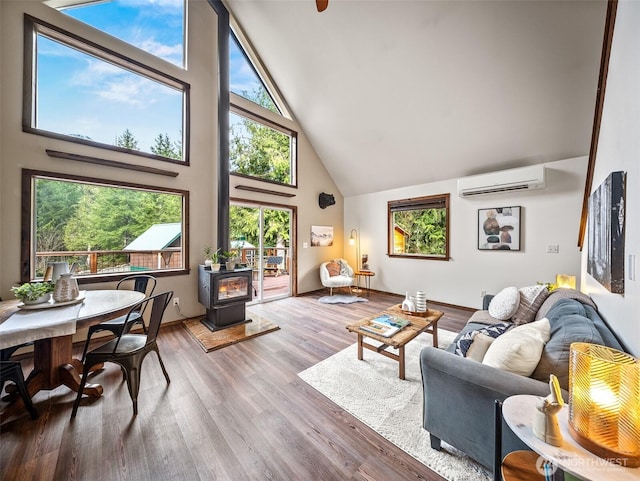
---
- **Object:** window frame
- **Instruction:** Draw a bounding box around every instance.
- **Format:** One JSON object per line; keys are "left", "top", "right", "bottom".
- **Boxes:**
{"left": 229, "top": 103, "right": 298, "bottom": 188}
{"left": 387, "top": 193, "right": 450, "bottom": 261}
{"left": 22, "top": 14, "right": 191, "bottom": 166}
{"left": 21, "top": 168, "right": 190, "bottom": 284}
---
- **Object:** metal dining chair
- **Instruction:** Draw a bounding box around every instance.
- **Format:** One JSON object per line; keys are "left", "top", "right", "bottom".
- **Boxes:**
{"left": 80, "top": 274, "right": 156, "bottom": 363}
{"left": 1, "top": 361, "right": 38, "bottom": 420}
{"left": 71, "top": 291, "right": 173, "bottom": 418}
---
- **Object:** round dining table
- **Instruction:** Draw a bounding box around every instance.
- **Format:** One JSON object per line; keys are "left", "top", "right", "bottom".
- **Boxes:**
{"left": 0, "top": 289, "right": 145, "bottom": 419}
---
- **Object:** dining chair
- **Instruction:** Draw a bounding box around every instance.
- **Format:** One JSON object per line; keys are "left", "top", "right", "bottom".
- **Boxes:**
{"left": 71, "top": 291, "right": 173, "bottom": 419}
{"left": 1, "top": 361, "right": 38, "bottom": 420}
{"left": 80, "top": 274, "right": 157, "bottom": 363}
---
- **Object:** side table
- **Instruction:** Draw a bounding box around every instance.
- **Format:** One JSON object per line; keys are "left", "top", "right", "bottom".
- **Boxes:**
{"left": 500, "top": 395, "right": 638, "bottom": 481}
{"left": 354, "top": 270, "right": 375, "bottom": 297}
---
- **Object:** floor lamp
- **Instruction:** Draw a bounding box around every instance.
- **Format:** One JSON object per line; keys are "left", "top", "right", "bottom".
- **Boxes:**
{"left": 349, "top": 228, "right": 361, "bottom": 293}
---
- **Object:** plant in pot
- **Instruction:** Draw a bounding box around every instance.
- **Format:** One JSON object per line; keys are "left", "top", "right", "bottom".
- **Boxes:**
{"left": 222, "top": 250, "right": 238, "bottom": 271}
{"left": 11, "top": 281, "right": 55, "bottom": 305}
{"left": 204, "top": 246, "right": 221, "bottom": 271}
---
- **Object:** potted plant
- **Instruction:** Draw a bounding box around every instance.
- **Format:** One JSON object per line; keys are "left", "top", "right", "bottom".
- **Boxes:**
{"left": 11, "top": 281, "right": 55, "bottom": 305}
{"left": 204, "top": 246, "right": 221, "bottom": 271}
{"left": 222, "top": 250, "right": 238, "bottom": 271}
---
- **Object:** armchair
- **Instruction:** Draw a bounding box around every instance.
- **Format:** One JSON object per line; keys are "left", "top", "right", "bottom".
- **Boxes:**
{"left": 319, "top": 259, "right": 354, "bottom": 295}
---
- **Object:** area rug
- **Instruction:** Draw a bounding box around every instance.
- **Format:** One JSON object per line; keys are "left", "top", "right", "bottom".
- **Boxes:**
{"left": 298, "top": 329, "right": 491, "bottom": 481}
{"left": 318, "top": 295, "right": 368, "bottom": 304}
{"left": 183, "top": 311, "right": 279, "bottom": 352}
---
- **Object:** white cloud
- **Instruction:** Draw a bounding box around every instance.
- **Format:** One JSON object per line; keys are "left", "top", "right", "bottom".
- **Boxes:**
{"left": 137, "top": 39, "right": 182, "bottom": 64}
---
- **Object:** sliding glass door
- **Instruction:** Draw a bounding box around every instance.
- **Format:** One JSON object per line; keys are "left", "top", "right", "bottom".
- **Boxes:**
{"left": 230, "top": 203, "right": 292, "bottom": 302}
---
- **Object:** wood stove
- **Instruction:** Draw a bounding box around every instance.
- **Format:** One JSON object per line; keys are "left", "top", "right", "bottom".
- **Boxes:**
{"left": 198, "top": 265, "right": 253, "bottom": 331}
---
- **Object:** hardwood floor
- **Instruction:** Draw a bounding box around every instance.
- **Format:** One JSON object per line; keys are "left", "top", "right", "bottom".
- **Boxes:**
{"left": 0, "top": 291, "right": 472, "bottom": 481}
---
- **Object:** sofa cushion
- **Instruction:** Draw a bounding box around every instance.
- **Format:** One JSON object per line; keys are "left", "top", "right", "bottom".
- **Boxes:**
{"left": 583, "top": 304, "right": 624, "bottom": 351}
{"left": 466, "top": 310, "right": 502, "bottom": 326}
{"left": 488, "top": 287, "right": 520, "bottom": 320}
{"left": 531, "top": 311, "right": 604, "bottom": 390}
{"left": 453, "top": 322, "right": 511, "bottom": 359}
{"left": 483, "top": 318, "right": 551, "bottom": 376}
{"left": 535, "top": 288, "right": 597, "bottom": 321}
{"left": 512, "top": 285, "right": 549, "bottom": 325}
{"left": 325, "top": 262, "right": 341, "bottom": 277}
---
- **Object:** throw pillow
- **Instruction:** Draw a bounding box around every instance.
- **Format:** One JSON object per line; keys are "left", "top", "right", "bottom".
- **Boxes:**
{"left": 465, "top": 333, "right": 496, "bottom": 362}
{"left": 454, "top": 322, "right": 511, "bottom": 358}
{"left": 482, "top": 318, "right": 551, "bottom": 376}
{"left": 326, "top": 262, "right": 341, "bottom": 277}
{"left": 530, "top": 313, "right": 604, "bottom": 390}
{"left": 512, "top": 285, "right": 549, "bottom": 325}
{"left": 488, "top": 287, "right": 520, "bottom": 320}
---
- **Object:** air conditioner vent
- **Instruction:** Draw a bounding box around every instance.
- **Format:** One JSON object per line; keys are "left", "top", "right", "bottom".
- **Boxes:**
{"left": 457, "top": 165, "right": 545, "bottom": 197}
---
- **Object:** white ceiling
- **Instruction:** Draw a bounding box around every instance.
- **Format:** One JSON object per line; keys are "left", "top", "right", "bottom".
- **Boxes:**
{"left": 227, "top": 0, "right": 607, "bottom": 197}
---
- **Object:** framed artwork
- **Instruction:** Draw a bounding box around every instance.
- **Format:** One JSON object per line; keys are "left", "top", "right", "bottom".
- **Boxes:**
{"left": 478, "top": 206, "right": 521, "bottom": 251}
{"left": 587, "top": 171, "right": 626, "bottom": 294}
{"left": 311, "top": 225, "right": 334, "bottom": 247}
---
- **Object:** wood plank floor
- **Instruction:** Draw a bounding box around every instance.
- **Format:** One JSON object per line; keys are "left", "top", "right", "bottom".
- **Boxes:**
{"left": 0, "top": 290, "right": 472, "bottom": 481}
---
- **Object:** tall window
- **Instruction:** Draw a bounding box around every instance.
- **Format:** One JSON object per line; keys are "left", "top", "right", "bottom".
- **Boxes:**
{"left": 388, "top": 194, "right": 450, "bottom": 260}
{"left": 24, "top": 15, "right": 189, "bottom": 163}
{"left": 228, "top": 31, "right": 297, "bottom": 187}
{"left": 22, "top": 170, "right": 189, "bottom": 282}
{"left": 47, "top": 0, "right": 185, "bottom": 67}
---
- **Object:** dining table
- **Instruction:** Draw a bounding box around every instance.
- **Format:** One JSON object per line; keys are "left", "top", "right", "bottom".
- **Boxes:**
{"left": 0, "top": 289, "right": 145, "bottom": 418}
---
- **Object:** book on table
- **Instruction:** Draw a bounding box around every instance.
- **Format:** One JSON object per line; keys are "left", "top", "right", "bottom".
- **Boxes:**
{"left": 359, "top": 314, "right": 410, "bottom": 337}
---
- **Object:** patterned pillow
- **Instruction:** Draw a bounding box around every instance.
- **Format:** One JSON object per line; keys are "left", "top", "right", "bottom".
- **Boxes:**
{"left": 488, "top": 287, "right": 520, "bottom": 320}
{"left": 326, "top": 262, "right": 341, "bottom": 277}
{"left": 512, "top": 285, "right": 549, "bottom": 325}
{"left": 454, "top": 322, "right": 512, "bottom": 358}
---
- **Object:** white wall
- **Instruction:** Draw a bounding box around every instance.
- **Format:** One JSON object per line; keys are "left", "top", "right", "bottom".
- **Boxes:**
{"left": 345, "top": 157, "right": 587, "bottom": 309}
{"left": 581, "top": 0, "right": 640, "bottom": 356}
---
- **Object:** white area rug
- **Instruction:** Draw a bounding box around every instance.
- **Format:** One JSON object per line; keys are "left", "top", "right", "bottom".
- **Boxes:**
{"left": 318, "top": 295, "right": 368, "bottom": 304}
{"left": 298, "top": 329, "right": 491, "bottom": 481}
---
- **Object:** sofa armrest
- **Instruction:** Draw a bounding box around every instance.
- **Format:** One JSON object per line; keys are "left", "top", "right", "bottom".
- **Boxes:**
{"left": 420, "top": 346, "right": 561, "bottom": 470}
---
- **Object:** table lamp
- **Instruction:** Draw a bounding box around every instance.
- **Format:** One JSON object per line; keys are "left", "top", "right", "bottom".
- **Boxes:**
{"left": 568, "top": 342, "right": 640, "bottom": 467}
{"left": 555, "top": 274, "right": 576, "bottom": 290}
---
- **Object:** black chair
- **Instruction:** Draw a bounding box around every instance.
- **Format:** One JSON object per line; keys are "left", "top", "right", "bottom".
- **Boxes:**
{"left": 1, "top": 361, "right": 38, "bottom": 420}
{"left": 80, "top": 274, "right": 157, "bottom": 363}
{"left": 71, "top": 291, "right": 173, "bottom": 418}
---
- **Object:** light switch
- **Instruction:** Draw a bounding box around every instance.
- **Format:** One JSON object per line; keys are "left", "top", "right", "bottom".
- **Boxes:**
{"left": 546, "top": 244, "right": 559, "bottom": 254}
{"left": 303, "top": 242, "right": 308, "bottom": 248}
{"left": 629, "top": 254, "right": 636, "bottom": 281}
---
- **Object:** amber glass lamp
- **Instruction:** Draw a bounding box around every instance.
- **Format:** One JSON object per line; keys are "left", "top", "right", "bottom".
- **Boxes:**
{"left": 568, "top": 342, "right": 640, "bottom": 467}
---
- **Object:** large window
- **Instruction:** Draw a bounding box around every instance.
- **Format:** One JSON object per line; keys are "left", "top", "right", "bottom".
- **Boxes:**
{"left": 48, "top": 0, "right": 185, "bottom": 67}
{"left": 22, "top": 170, "right": 189, "bottom": 283}
{"left": 388, "top": 194, "right": 450, "bottom": 260}
{"left": 23, "top": 15, "right": 189, "bottom": 164}
{"left": 230, "top": 107, "right": 296, "bottom": 186}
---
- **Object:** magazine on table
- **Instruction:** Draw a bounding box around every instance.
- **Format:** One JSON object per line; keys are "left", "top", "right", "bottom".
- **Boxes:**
{"left": 360, "top": 314, "right": 410, "bottom": 337}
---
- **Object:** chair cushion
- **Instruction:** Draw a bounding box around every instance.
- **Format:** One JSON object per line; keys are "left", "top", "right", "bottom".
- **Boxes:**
{"left": 326, "top": 262, "right": 341, "bottom": 277}
{"left": 512, "top": 285, "right": 549, "bottom": 325}
{"left": 482, "top": 318, "right": 551, "bottom": 376}
{"left": 488, "top": 286, "right": 520, "bottom": 320}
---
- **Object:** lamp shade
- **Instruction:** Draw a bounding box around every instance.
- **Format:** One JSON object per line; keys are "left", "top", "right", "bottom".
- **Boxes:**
{"left": 568, "top": 342, "right": 640, "bottom": 467}
{"left": 556, "top": 274, "right": 576, "bottom": 290}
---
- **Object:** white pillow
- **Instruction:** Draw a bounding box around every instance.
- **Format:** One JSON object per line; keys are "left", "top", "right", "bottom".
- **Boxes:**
{"left": 482, "top": 318, "right": 551, "bottom": 376}
{"left": 465, "top": 333, "right": 496, "bottom": 362}
{"left": 488, "top": 287, "right": 520, "bottom": 320}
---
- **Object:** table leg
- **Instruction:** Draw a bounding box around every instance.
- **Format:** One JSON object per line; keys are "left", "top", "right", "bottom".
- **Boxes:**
{"left": 357, "top": 334, "right": 364, "bottom": 360}
{"left": 398, "top": 345, "right": 405, "bottom": 380}
{"left": 432, "top": 321, "right": 439, "bottom": 349}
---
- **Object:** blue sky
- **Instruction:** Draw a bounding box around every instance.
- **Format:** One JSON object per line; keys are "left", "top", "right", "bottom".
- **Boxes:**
{"left": 37, "top": 0, "right": 270, "bottom": 156}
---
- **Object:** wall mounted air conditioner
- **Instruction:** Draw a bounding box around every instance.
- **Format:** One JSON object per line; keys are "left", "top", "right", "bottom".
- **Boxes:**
{"left": 457, "top": 164, "right": 546, "bottom": 197}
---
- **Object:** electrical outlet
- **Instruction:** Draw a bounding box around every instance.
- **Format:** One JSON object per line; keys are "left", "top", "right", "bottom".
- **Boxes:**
{"left": 173, "top": 297, "right": 180, "bottom": 306}
{"left": 481, "top": 290, "right": 486, "bottom": 298}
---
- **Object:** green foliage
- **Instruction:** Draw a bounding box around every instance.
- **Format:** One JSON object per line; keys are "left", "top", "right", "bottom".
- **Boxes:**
{"left": 229, "top": 205, "right": 290, "bottom": 249}
{"left": 11, "top": 281, "right": 54, "bottom": 302}
{"left": 115, "top": 128, "right": 139, "bottom": 150}
{"left": 393, "top": 208, "right": 447, "bottom": 256}
{"left": 151, "top": 132, "right": 182, "bottom": 160}
{"left": 229, "top": 89, "right": 291, "bottom": 184}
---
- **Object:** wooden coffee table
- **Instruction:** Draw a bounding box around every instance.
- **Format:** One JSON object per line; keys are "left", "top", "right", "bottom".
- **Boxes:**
{"left": 346, "top": 304, "right": 444, "bottom": 380}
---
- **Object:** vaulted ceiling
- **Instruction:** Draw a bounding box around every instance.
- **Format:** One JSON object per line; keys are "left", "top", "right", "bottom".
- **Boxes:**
{"left": 227, "top": 0, "right": 607, "bottom": 197}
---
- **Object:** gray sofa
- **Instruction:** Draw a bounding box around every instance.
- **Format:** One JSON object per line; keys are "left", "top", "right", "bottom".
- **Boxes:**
{"left": 419, "top": 288, "right": 625, "bottom": 472}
